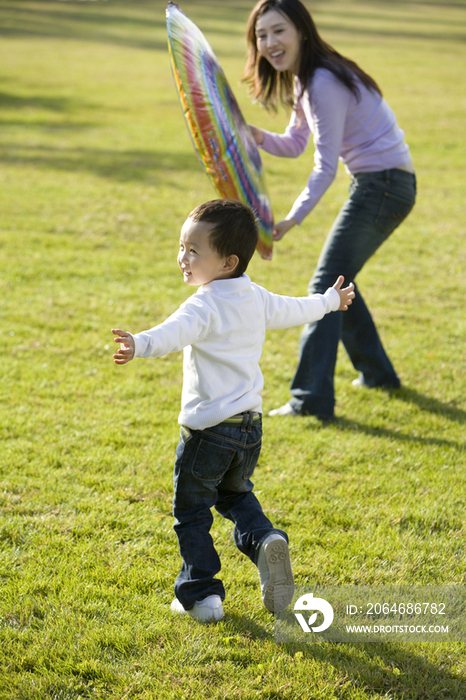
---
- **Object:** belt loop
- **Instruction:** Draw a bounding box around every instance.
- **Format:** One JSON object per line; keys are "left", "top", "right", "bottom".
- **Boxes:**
{"left": 240, "top": 411, "right": 254, "bottom": 433}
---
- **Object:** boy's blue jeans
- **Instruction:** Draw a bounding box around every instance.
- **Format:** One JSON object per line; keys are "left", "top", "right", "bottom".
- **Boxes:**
{"left": 172, "top": 415, "right": 286, "bottom": 610}
{"left": 289, "top": 168, "right": 417, "bottom": 418}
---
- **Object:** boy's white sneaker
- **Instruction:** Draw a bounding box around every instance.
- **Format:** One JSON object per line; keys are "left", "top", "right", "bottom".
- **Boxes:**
{"left": 170, "top": 594, "right": 224, "bottom": 622}
{"left": 257, "top": 533, "right": 294, "bottom": 613}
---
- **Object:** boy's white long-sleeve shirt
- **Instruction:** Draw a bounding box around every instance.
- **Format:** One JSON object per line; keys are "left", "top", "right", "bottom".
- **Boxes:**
{"left": 131, "top": 275, "right": 340, "bottom": 430}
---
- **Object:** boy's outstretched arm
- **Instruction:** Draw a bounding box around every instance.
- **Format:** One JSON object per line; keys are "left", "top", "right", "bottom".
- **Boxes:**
{"left": 112, "top": 329, "right": 135, "bottom": 364}
{"left": 332, "top": 276, "right": 355, "bottom": 311}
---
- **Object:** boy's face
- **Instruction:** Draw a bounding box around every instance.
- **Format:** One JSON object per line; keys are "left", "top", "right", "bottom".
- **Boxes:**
{"left": 178, "top": 217, "right": 236, "bottom": 286}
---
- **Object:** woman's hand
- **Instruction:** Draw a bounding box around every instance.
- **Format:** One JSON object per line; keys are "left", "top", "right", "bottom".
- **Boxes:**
{"left": 248, "top": 124, "right": 264, "bottom": 146}
{"left": 273, "top": 218, "right": 297, "bottom": 241}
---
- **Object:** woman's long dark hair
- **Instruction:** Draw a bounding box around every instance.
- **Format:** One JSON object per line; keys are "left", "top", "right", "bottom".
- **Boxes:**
{"left": 242, "top": 0, "right": 381, "bottom": 111}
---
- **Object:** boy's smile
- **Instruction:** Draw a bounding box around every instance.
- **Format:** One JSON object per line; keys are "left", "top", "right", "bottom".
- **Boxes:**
{"left": 178, "top": 217, "right": 236, "bottom": 286}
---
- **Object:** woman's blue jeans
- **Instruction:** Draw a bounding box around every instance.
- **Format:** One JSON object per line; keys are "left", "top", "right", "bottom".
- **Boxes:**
{"left": 172, "top": 417, "right": 287, "bottom": 610}
{"left": 289, "top": 168, "right": 417, "bottom": 418}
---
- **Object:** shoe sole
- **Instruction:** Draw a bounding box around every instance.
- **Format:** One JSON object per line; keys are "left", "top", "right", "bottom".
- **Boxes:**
{"left": 261, "top": 538, "right": 294, "bottom": 613}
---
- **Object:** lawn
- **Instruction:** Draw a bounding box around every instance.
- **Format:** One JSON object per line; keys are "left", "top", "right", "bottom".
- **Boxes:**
{"left": 0, "top": 0, "right": 465, "bottom": 698}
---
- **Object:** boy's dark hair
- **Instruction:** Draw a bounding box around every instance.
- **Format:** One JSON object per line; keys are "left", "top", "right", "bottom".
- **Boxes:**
{"left": 189, "top": 199, "right": 259, "bottom": 278}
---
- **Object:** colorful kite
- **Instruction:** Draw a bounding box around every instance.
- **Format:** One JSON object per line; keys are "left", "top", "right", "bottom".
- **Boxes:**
{"left": 166, "top": 2, "right": 274, "bottom": 260}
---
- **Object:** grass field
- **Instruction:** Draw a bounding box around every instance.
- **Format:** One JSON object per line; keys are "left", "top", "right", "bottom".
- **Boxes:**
{"left": 1, "top": 0, "right": 465, "bottom": 698}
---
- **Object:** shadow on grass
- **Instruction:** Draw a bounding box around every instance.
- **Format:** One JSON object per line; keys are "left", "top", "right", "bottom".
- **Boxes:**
{"left": 223, "top": 611, "right": 271, "bottom": 639}
{"left": 1, "top": 0, "right": 464, "bottom": 51}
{"left": 1, "top": 143, "right": 201, "bottom": 183}
{"left": 0, "top": 0, "right": 249, "bottom": 50}
{"left": 331, "top": 384, "right": 465, "bottom": 450}
{"left": 224, "top": 613, "right": 465, "bottom": 698}
{"left": 333, "top": 417, "right": 463, "bottom": 451}
{"left": 0, "top": 91, "right": 92, "bottom": 113}
{"left": 316, "top": 3, "right": 466, "bottom": 44}
{"left": 0, "top": 0, "right": 168, "bottom": 52}
{"left": 287, "top": 639, "right": 466, "bottom": 699}
{"left": 395, "top": 386, "right": 466, "bottom": 424}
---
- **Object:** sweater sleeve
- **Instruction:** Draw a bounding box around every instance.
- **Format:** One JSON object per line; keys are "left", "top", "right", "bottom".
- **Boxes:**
{"left": 287, "top": 75, "right": 349, "bottom": 223}
{"left": 258, "top": 286, "right": 340, "bottom": 329}
{"left": 260, "top": 104, "right": 311, "bottom": 158}
{"left": 261, "top": 72, "right": 350, "bottom": 225}
{"left": 131, "top": 296, "right": 211, "bottom": 359}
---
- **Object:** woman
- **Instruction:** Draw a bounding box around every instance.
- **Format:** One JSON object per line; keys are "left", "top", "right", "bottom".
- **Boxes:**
{"left": 243, "top": 0, "right": 416, "bottom": 420}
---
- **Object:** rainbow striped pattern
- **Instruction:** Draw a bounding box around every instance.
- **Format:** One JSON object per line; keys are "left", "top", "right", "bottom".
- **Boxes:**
{"left": 166, "top": 2, "right": 273, "bottom": 260}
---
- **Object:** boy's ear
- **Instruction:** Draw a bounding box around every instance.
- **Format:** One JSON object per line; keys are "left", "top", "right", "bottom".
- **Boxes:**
{"left": 223, "top": 254, "right": 239, "bottom": 273}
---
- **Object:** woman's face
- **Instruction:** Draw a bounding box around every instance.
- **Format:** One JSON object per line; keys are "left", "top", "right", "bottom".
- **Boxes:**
{"left": 255, "top": 9, "right": 301, "bottom": 74}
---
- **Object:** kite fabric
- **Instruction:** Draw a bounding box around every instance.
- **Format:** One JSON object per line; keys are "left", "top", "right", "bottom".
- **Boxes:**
{"left": 166, "top": 2, "right": 274, "bottom": 260}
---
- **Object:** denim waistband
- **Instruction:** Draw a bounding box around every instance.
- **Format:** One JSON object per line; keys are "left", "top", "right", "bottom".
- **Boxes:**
{"left": 352, "top": 168, "right": 416, "bottom": 184}
{"left": 219, "top": 411, "right": 262, "bottom": 427}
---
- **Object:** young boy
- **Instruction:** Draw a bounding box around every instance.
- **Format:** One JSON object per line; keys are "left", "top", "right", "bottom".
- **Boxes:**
{"left": 112, "top": 199, "right": 354, "bottom": 623}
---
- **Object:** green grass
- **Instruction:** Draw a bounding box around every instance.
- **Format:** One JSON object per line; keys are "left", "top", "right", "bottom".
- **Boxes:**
{"left": 1, "top": 0, "right": 465, "bottom": 697}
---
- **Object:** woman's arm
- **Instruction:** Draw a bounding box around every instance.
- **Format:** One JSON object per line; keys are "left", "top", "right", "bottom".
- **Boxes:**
{"left": 255, "top": 105, "right": 311, "bottom": 158}
{"left": 286, "top": 73, "right": 350, "bottom": 224}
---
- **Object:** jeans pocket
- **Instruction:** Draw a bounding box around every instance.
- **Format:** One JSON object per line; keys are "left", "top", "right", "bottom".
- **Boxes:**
{"left": 243, "top": 442, "right": 262, "bottom": 480}
{"left": 191, "top": 439, "right": 236, "bottom": 482}
{"left": 375, "top": 191, "right": 415, "bottom": 235}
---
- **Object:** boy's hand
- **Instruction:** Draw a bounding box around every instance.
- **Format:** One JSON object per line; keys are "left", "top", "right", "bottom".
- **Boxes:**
{"left": 332, "top": 276, "right": 355, "bottom": 311}
{"left": 112, "top": 329, "right": 135, "bottom": 364}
